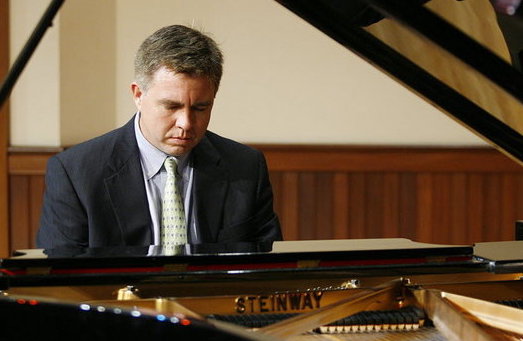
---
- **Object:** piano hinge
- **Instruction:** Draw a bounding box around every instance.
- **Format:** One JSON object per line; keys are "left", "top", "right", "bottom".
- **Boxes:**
{"left": 117, "top": 285, "right": 140, "bottom": 300}
{"left": 340, "top": 279, "right": 361, "bottom": 289}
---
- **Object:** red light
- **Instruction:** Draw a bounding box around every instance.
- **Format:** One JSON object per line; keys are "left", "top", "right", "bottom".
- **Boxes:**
{"left": 180, "top": 319, "right": 191, "bottom": 326}
{"left": 28, "top": 300, "right": 38, "bottom": 305}
{"left": 16, "top": 299, "right": 26, "bottom": 304}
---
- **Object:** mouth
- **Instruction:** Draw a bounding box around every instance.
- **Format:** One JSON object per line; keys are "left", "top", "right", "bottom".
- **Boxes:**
{"left": 167, "top": 136, "right": 193, "bottom": 144}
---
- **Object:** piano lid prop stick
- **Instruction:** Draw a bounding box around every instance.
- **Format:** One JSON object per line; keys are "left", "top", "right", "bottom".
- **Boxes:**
{"left": 258, "top": 278, "right": 410, "bottom": 339}
{"left": 0, "top": 0, "right": 64, "bottom": 109}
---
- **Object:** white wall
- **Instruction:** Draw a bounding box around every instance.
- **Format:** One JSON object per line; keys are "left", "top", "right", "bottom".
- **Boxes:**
{"left": 10, "top": 0, "right": 486, "bottom": 147}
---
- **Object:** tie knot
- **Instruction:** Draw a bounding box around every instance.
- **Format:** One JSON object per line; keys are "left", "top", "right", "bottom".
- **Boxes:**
{"left": 164, "top": 157, "right": 178, "bottom": 176}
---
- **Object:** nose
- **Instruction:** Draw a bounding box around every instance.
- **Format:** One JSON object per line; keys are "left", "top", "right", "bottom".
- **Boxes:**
{"left": 175, "top": 108, "right": 193, "bottom": 132}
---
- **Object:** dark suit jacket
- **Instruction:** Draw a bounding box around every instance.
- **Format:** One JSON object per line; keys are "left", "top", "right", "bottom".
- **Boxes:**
{"left": 36, "top": 117, "right": 282, "bottom": 249}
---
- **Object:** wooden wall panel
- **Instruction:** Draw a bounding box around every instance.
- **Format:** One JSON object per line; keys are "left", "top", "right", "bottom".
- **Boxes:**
{"left": 8, "top": 150, "right": 59, "bottom": 253}
{"left": 10, "top": 176, "right": 29, "bottom": 251}
{"left": 332, "top": 173, "right": 349, "bottom": 239}
{"left": 260, "top": 146, "right": 523, "bottom": 245}
{"left": 9, "top": 175, "right": 45, "bottom": 250}
{"left": 7, "top": 146, "right": 523, "bottom": 255}
{"left": 9, "top": 174, "right": 46, "bottom": 251}
{"left": 278, "top": 170, "right": 516, "bottom": 244}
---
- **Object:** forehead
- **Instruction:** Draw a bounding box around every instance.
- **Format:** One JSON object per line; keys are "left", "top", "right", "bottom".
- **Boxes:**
{"left": 148, "top": 67, "right": 216, "bottom": 96}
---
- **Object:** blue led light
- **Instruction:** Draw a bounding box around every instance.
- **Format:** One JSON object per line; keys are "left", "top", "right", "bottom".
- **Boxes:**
{"left": 156, "top": 314, "right": 167, "bottom": 322}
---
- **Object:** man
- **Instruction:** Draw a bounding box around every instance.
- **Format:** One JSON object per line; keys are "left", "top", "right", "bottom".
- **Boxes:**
{"left": 36, "top": 25, "right": 282, "bottom": 251}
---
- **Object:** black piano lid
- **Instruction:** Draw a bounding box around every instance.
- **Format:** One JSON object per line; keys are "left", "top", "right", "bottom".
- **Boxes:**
{"left": 1, "top": 238, "right": 472, "bottom": 266}
{"left": 276, "top": 0, "right": 523, "bottom": 165}
{"left": 0, "top": 239, "right": 480, "bottom": 288}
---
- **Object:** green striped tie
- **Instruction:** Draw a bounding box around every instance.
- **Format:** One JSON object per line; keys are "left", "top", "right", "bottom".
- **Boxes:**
{"left": 161, "top": 157, "right": 187, "bottom": 255}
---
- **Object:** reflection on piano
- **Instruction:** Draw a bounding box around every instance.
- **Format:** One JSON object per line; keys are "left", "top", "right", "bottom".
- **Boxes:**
{"left": 4, "top": 0, "right": 523, "bottom": 340}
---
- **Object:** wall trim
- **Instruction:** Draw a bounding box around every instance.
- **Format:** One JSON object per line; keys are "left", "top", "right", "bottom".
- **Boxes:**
{"left": 252, "top": 145, "right": 522, "bottom": 172}
{"left": 7, "top": 145, "right": 523, "bottom": 174}
{"left": 8, "top": 147, "right": 63, "bottom": 175}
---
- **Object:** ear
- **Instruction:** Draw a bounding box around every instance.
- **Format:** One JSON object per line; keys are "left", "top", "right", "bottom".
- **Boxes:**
{"left": 131, "top": 82, "right": 143, "bottom": 110}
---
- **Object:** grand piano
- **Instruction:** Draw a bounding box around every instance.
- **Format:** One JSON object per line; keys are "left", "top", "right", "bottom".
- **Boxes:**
{"left": 2, "top": 0, "right": 523, "bottom": 340}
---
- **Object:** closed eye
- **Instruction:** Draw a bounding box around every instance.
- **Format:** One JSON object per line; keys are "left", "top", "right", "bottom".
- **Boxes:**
{"left": 192, "top": 105, "right": 210, "bottom": 112}
{"left": 158, "top": 99, "right": 182, "bottom": 111}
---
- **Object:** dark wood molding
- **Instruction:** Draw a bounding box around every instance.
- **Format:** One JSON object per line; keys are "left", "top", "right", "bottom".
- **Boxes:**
{"left": 10, "top": 145, "right": 523, "bottom": 173}
{"left": 8, "top": 148, "right": 63, "bottom": 175}
{"left": 252, "top": 144, "right": 522, "bottom": 172}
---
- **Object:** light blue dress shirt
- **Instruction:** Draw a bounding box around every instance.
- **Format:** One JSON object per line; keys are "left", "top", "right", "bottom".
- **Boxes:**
{"left": 133, "top": 113, "right": 198, "bottom": 245}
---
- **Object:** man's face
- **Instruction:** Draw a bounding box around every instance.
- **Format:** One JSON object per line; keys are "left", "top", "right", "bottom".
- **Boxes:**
{"left": 131, "top": 67, "right": 215, "bottom": 156}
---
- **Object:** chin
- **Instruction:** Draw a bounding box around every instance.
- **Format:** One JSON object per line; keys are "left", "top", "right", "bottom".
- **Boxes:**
{"left": 165, "top": 146, "right": 190, "bottom": 157}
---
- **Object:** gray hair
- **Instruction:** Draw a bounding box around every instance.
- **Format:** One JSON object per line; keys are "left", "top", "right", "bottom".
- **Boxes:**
{"left": 134, "top": 25, "right": 223, "bottom": 92}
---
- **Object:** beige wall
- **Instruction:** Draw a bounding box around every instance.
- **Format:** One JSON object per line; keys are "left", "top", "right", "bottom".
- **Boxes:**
{"left": 9, "top": 0, "right": 486, "bottom": 147}
{"left": 59, "top": 0, "right": 116, "bottom": 145}
{"left": 9, "top": 0, "right": 60, "bottom": 146}
{"left": 9, "top": 0, "right": 115, "bottom": 146}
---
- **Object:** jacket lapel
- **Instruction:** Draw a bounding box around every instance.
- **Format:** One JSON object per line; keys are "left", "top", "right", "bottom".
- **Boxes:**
{"left": 192, "top": 135, "right": 228, "bottom": 243}
{"left": 104, "top": 117, "right": 152, "bottom": 245}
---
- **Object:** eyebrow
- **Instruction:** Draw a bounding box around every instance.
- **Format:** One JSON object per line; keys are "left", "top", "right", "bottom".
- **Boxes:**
{"left": 158, "top": 99, "right": 182, "bottom": 107}
{"left": 158, "top": 99, "right": 213, "bottom": 107}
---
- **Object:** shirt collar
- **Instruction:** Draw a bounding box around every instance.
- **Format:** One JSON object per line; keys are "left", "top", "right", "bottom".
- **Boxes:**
{"left": 134, "top": 112, "right": 190, "bottom": 179}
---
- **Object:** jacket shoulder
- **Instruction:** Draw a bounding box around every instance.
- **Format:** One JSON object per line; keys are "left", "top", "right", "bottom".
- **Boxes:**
{"left": 204, "top": 131, "right": 260, "bottom": 157}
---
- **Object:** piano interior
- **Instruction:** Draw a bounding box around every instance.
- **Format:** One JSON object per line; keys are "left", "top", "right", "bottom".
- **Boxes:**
{"left": 3, "top": 0, "right": 523, "bottom": 340}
